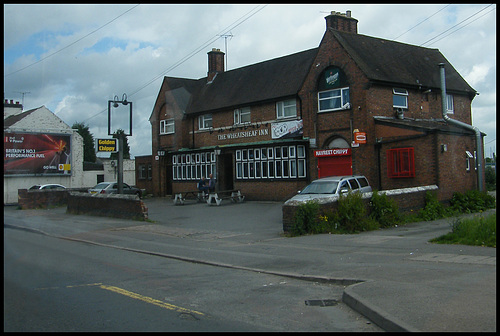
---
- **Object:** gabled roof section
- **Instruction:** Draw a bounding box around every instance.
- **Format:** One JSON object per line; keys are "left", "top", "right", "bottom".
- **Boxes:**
{"left": 3, "top": 107, "right": 37, "bottom": 128}
{"left": 186, "top": 47, "right": 319, "bottom": 114}
{"left": 330, "top": 30, "right": 476, "bottom": 97}
{"left": 150, "top": 76, "right": 201, "bottom": 121}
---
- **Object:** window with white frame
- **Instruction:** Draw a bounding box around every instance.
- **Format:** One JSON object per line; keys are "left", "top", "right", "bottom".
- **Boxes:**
{"left": 466, "top": 151, "right": 474, "bottom": 171}
{"left": 235, "top": 145, "right": 306, "bottom": 180}
{"left": 160, "top": 119, "right": 175, "bottom": 134}
{"left": 234, "top": 107, "right": 251, "bottom": 125}
{"left": 277, "top": 99, "right": 297, "bottom": 119}
{"left": 393, "top": 88, "right": 408, "bottom": 109}
{"left": 172, "top": 151, "right": 216, "bottom": 181}
{"left": 198, "top": 114, "right": 212, "bottom": 130}
{"left": 318, "top": 88, "right": 350, "bottom": 112}
{"left": 446, "top": 94, "right": 454, "bottom": 114}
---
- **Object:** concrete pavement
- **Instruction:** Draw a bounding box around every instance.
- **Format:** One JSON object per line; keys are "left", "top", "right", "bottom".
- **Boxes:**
{"left": 4, "top": 197, "right": 496, "bottom": 332}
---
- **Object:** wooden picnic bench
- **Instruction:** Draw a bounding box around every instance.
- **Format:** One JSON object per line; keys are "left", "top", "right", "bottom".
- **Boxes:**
{"left": 173, "top": 190, "right": 209, "bottom": 205}
{"left": 207, "top": 189, "right": 245, "bottom": 206}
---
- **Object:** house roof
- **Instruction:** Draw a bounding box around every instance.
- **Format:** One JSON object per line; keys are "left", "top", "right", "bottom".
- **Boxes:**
{"left": 330, "top": 30, "right": 476, "bottom": 96}
{"left": 3, "top": 107, "right": 37, "bottom": 128}
{"left": 373, "top": 116, "right": 479, "bottom": 136}
{"left": 156, "top": 28, "right": 476, "bottom": 116}
{"left": 156, "top": 48, "right": 319, "bottom": 117}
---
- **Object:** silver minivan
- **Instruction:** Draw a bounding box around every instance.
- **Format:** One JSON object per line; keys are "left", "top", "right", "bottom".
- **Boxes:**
{"left": 287, "top": 175, "right": 372, "bottom": 202}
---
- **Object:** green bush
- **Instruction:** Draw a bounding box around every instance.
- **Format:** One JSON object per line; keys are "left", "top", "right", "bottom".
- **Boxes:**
{"left": 328, "top": 192, "right": 379, "bottom": 233}
{"left": 369, "top": 190, "right": 401, "bottom": 228}
{"left": 485, "top": 166, "right": 496, "bottom": 191}
{"left": 291, "top": 200, "right": 320, "bottom": 236}
{"left": 450, "top": 189, "right": 496, "bottom": 213}
{"left": 417, "top": 191, "right": 449, "bottom": 221}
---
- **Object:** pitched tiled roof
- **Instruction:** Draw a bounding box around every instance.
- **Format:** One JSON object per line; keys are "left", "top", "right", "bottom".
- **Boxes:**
{"left": 374, "top": 116, "right": 478, "bottom": 136}
{"left": 158, "top": 29, "right": 476, "bottom": 116}
{"left": 330, "top": 30, "right": 476, "bottom": 96}
{"left": 3, "top": 108, "right": 37, "bottom": 128}
{"left": 165, "top": 48, "right": 319, "bottom": 115}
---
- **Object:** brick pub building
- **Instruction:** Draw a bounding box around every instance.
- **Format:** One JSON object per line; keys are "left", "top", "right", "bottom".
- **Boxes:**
{"left": 140, "top": 10, "right": 483, "bottom": 202}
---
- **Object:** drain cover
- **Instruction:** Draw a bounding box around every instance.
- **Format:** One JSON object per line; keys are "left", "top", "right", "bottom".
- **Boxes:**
{"left": 305, "top": 299, "right": 338, "bottom": 307}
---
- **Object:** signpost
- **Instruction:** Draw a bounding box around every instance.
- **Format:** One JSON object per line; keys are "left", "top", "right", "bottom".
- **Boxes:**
{"left": 107, "top": 94, "right": 132, "bottom": 194}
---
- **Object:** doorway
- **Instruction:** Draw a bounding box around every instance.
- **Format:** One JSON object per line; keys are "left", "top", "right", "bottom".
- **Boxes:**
{"left": 218, "top": 153, "right": 234, "bottom": 191}
{"left": 318, "top": 155, "right": 352, "bottom": 178}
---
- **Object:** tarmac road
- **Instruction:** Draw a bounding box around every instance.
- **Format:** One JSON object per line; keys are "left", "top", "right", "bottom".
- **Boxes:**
{"left": 4, "top": 195, "right": 496, "bottom": 332}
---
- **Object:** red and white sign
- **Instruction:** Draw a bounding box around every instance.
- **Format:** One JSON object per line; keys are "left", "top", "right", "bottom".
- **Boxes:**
{"left": 314, "top": 148, "right": 351, "bottom": 157}
{"left": 354, "top": 132, "right": 367, "bottom": 144}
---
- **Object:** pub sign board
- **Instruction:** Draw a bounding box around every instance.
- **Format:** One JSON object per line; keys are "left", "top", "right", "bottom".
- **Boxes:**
{"left": 96, "top": 138, "right": 118, "bottom": 153}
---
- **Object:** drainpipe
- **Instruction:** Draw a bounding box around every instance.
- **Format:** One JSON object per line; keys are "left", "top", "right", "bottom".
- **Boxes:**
{"left": 439, "top": 63, "right": 483, "bottom": 191}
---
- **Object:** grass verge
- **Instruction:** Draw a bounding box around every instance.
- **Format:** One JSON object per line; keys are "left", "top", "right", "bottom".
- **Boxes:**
{"left": 430, "top": 212, "right": 496, "bottom": 247}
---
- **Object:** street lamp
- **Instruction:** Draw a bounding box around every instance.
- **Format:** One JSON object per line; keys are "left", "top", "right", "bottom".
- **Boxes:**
{"left": 108, "top": 93, "right": 132, "bottom": 194}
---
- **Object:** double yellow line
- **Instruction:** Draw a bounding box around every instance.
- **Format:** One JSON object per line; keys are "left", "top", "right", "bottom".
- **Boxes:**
{"left": 37, "top": 283, "right": 205, "bottom": 316}
{"left": 99, "top": 284, "right": 205, "bottom": 316}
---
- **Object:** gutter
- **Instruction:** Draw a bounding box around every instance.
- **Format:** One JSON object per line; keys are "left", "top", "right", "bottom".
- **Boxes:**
{"left": 439, "top": 63, "right": 484, "bottom": 191}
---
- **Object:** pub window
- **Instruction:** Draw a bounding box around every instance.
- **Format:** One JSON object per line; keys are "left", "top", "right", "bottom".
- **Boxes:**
{"left": 298, "top": 159, "right": 306, "bottom": 178}
{"left": 387, "top": 147, "right": 415, "bottom": 178}
{"left": 199, "top": 114, "right": 212, "bottom": 130}
{"left": 147, "top": 164, "right": 152, "bottom": 180}
{"left": 297, "top": 145, "right": 305, "bottom": 158}
{"left": 172, "top": 151, "right": 215, "bottom": 181}
{"left": 235, "top": 145, "right": 307, "bottom": 180}
{"left": 318, "top": 87, "right": 350, "bottom": 112}
{"left": 277, "top": 99, "right": 297, "bottom": 119}
{"left": 234, "top": 107, "right": 251, "bottom": 125}
{"left": 139, "top": 164, "right": 147, "bottom": 179}
{"left": 446, "top": 94, "right": 454, "bottom": 114}
{"left": 262, "top": 161, "right": 268, "bottom": 178}
{"left": 393, "top": 88, "right": 408, "bottom": 109}
{"left": 160, "top": 119, "right": 175, "bottom": 134}
{"left": 466, "top": 151, "right": 474, "bottom": 171}
{"left": 289, "top": 160, "right": 297, "bottom": 178}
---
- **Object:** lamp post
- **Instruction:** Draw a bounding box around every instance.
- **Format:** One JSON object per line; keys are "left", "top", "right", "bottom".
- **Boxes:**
{"left": 108, "top": 93, "right": 132, "bottom": 194}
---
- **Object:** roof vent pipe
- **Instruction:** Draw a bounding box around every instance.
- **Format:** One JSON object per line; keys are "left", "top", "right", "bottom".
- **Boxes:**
{"left": 439, "top": 63, "right": 484, "bottom": 191}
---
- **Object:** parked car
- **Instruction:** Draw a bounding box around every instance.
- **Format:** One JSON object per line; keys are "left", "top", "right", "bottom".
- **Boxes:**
{"left": 287, "top": 175, "right": 372, "bottom": 202}
{"left": 88, "top": 182, "right": 142, "bottom": 198}
{"left": 29, "top": 184, "right": 66, "bottom": 190}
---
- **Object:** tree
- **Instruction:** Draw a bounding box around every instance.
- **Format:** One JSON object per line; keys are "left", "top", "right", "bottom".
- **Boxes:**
{"left": 110, "top": 129, "right": 131, "bottom": 160}
{"left": 72, "top": 122, "right": 96, "bottom": 162}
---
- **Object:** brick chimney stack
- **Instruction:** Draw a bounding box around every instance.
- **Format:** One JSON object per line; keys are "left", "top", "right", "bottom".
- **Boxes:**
{"left": 207, "top": 48, "right": 225, "bottom": 82}
{"left": 325, "top": 10, "right": 358, "bottom": 34}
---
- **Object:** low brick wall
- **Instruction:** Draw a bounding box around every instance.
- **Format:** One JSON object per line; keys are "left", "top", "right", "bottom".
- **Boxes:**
{"left": 282, "top": 185, "right": 439, "bottom": 233}
{"left": 66, "top": 192, "right": 148, "bottom": 221}
{"left": 17, "top": 188, "right": 87, "bottom": 209}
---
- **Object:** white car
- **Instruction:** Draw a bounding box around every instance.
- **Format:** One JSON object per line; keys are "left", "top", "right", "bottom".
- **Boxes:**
{"left": 287, "top": 175, "right": 372, "bottom": 202}
{"left": 29, "top": 184, "right": 66, "bottom": 190}
{"left": 88, "top": 182, "right": 142, "bottom": 198}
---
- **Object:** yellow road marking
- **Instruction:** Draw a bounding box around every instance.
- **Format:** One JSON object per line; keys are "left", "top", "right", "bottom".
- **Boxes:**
{"left": 35, "top": 283, "right": 204, "bottom": 316}
{"left": 99, "top": 284, "right": 205, "bottom": 316}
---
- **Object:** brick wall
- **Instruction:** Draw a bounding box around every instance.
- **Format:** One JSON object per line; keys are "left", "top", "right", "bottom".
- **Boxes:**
{"left": 18, "top": 188, "right": 87, "bottom": 209}
{"left": 18, "top": 189, "right": 148, "bottom": 221}
{"left": 66, "top": 192, "right": 148, "bottom": 221}
{"left": 282, "top": 185, "right": 438, "bottom": 233}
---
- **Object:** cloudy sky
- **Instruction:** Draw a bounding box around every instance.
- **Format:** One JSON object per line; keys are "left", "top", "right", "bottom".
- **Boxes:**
{"left": 4, "top": 4, "right": 497, "bottom": 159}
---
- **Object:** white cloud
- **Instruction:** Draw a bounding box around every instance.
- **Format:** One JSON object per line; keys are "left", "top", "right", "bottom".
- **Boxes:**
{"left": 4, "top": 4, "right": 496, "bottom": 157}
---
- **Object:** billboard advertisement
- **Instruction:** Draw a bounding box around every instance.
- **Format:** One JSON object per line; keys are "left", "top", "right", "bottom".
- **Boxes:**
{"left": 4, "top": 132, "right": 72, "bottom": 176}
